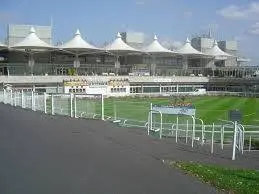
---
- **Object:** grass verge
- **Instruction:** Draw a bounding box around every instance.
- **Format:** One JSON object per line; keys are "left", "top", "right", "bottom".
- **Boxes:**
{"left": 169, "top": 161, "right": 259, "bottom": 194}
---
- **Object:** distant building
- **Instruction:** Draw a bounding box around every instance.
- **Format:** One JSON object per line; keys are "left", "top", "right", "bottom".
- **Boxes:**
{"left": 191, "top": 37, "right": 214, "bottom": 53}
{"left": 217, "top": 40, "right": 238, "bottom": 55}
{"left": 120, "top": 31, "right": 146, "bottom": 49}
{"left": 7, "top": 24, "right": 52, "bottom": 46}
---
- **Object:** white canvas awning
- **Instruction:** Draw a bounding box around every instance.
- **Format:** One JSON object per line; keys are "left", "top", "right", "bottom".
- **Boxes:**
{"left": 0, "top": 42, "right": 7, "bottom": 50}
{"left": 142, "top": 35, "right": 178, "bottom": 55}
{"left": 177, "top": 38, "right": 205, "bottom": 56}
{"left": 0, "top": 42, "right": 7, "bottom": 48}
{"left": 10, "top": 27, "right": 53, "bottom": 74}
{"left": 204, "top": 40, "right": 232, "bottom": 60}
{"left": 59, "top": 29, "right": 101, "bottom": 53}
{"left": 104, "top": 32, "right": 141, "bottom": 55}
{"left": 11, "top": 27, "right": 52, "bottom": 50}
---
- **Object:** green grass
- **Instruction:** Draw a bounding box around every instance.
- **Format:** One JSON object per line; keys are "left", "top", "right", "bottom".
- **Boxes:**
{"left": 47, "top": 96, "right": 259, "bottom": 126}
{"left": 170, "top": 161, "right": 259, "bottom": 194}
{"left": 104, "top": 96, "right": 259, "bottom": 125}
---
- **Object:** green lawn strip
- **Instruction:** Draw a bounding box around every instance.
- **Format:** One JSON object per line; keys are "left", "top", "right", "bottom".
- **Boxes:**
{"left": 196, "top": 97, "right": 238, "bottom": 124}
{"left": 239, "top": 97, "right": 257, "bottom": 125}
{"left": 169, "top": 161, "right": 259, "bottom": 194}
{"left": 214, "top": 97, "right": 246, "bottom": 123}
{"left": 192, "top": 96, "right": 223, "bottom": 107}
{"left": 46, "top": 96, "right": 259, "bottom": 126}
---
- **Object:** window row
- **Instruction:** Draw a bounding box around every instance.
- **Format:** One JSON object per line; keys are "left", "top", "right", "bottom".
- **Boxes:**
{"left": 111, "top": 88, "right": 126, "bottom": 93}
{"left": 69, "top": 88, "right": 86, "bottom": 93}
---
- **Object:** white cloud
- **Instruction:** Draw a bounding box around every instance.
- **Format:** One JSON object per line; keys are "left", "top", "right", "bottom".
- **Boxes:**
{"left": 249, "top": 22, "right": 259, "bottom": 35}
{"left": 171, "top": 41, "right": 183, "bottom": 49}
{"left": 183, "top": 11, "right": 193, "bottom": 18}
{"left": 252, "top": 22, "right": 259, "bottom": 28}
{"left": 136, "top": 1, "right": 145, "bottom": 5}
{"left": 159, "top": 38, "right": 183, "bottom": 49}
{"left": 217, "top": 2, "right": 259, "bottom": 20}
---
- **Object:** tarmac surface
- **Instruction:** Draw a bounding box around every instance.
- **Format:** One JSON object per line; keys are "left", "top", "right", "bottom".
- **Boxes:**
{"left": 0, "top": 104, "right": 258, "bottom": 194}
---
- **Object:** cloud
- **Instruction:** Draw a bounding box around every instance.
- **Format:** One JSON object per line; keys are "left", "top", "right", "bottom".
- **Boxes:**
{"left": 159, "top": 38, "right": 183, "bottom": 49}
{"left": 217, "top": 2, "right": 259, "bottom": 20}
{"left": 249, "top": 22, "right": 259, "bottom": 35}
{"left": 183, "top": 11, "right": 193, "bottom": 18}
{"left": 172, "top": 41, "right": 183, "bottom": 49}
{"left": 136, "top": 1, "right": 145, "bottom": 5}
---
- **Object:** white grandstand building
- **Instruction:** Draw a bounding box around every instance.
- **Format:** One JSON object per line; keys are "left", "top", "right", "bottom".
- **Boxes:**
{"left": 0, "top": 24, "right": 258, "bottom": 96}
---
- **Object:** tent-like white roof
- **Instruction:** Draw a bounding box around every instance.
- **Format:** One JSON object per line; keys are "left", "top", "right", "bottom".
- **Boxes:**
{"left": 0, "top": 42, "right": 6, "bottom": 47}
{"left": 142, "top": 35, "right": 178, "bottom": 55}
{"left": 11, "top": 27, "right": 52, "bottom": 50}
{"left": 0, "top": 42, "right": 7, "bottom": 50}
{"left": 177, "top": 38, "right": 205, "bottom": 56}
{"left": 59, "top": 29, "right": 100, "bottom": 52}
{"left": 104, "top": 32, "right": 141, "bottom": 54}
{"left": 204, "top": 40, "right": 232, "bottom": 58}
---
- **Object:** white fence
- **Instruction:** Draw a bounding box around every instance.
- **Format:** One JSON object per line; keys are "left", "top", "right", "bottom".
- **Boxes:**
{"left": 0, "top": 89, "right": 104, "bottom": 120}
{"left": 1, "top": 89, "right": 258, "bottom": 161}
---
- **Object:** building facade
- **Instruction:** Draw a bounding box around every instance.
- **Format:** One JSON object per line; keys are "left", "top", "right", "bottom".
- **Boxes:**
{"left": 0, "top": 26, "right": 257, "bottom": 78}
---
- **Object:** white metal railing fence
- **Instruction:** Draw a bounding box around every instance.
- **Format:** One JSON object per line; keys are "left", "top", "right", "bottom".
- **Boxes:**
{"left": 0, "top": 89, "right": 104, "bottom": 121}
{"left": 1, "top": 89, "right": 259, "bottom": 161}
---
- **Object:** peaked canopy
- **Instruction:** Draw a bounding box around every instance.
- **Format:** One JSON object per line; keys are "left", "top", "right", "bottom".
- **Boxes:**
{"left": 104, "top": 32, "right": 141, "bottom": 54}
{"left": 204, "top": 40, "right": 232, "bottom": 59}
{"left": 177, "top": 38, "right": 205, "bottom": 56}
{"left": 59, "top": 29, "right": 100, "bottom": 53}
{"left": 11, "top": 27, "right": 52, "bottom": 50}
{"left": 142, "top": 35, "right": 178, "bottom": 55}
{"left": 0, "top": 42, "right": 7, "bottom": 49}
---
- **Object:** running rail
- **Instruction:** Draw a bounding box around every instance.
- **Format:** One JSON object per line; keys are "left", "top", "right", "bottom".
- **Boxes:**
{"left": 147, "top": 109, "right": 163, "bottom": 139}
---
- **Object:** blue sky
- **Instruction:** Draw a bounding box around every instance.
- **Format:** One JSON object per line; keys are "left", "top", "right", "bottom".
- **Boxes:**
{"left": 0, "top": 0, "right": 259, "bottom": 63}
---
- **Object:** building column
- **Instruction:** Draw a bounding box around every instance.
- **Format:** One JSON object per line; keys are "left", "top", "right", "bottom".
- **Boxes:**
{"left": 182, "top": 56, "right": 188, "bottom": 75}
{"left": 56, "top": 84, "right": 59, "bottom": 93}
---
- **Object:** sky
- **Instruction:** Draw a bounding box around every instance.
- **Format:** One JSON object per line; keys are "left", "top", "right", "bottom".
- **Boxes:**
{"left": 0, "top": 0, "right": 259, "bottom": 64}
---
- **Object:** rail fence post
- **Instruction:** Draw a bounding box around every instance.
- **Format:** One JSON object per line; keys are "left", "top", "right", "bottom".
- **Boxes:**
{"left": 74, "top": 94, "right": 77, "bottom": 118}
{"left": 191, "top": 116, "right": 195, "bottom": 148}
{"left": 10, "top": 90, "right": 13, "bottom": 105}
{"left": 21, "top": 90, "right": 24, "bottom": 108}
{"left": 70, "top": 93, "right": 73, "bottom": 117}
{"left": 176, "top": 116, "right": 178, "bottom": 143}
{"left": 51, "top": 94, "right": 54, "bottom": 115}
{"left": 221, "top": 125, "right": 224, "bottom": 150}
{"left": 211, "top": 123, "right": 214, "bottom": 154}
{"left": 3, "top": 89, "right": 6, "bottom": 104}
{"left": 113, "top": 98, "right": 117, "bottom": 120}
{"left": 101, "top": 94, "right": 104, "bottom": 120}
{"left": 14, "top": 91, "right": 17, "bottom": 107}
{"left": 185, "top": 120, "right": 189, "bottom": 143}
{"left": 31, "top": 91, "right": 34, "bottom": 111}
{"left": 249, "top": 135, "right": 252, "bottom": 152}
{"left": 232, "top": 121, "right": 238, "bottom": 161}
{"left": 44, "top": 92, "right": 47, "bottom": 114}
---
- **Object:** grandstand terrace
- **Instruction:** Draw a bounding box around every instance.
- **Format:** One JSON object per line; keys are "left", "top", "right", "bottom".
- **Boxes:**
{"left": 0, "top": 24, "right": 258, "bottom": 94}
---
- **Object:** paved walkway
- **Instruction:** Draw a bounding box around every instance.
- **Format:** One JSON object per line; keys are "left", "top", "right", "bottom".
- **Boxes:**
{"left": 0, "top": 104, "right": 258, "bottom": 194}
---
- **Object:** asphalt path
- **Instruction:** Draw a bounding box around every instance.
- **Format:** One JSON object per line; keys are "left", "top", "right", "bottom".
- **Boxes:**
{"left": 0, "top": 104, "right": 258, "bottom": 194}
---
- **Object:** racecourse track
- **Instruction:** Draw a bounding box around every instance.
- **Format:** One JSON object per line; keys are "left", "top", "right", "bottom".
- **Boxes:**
{"left": 0, "top": 103, "right": 258, "bottom": 194}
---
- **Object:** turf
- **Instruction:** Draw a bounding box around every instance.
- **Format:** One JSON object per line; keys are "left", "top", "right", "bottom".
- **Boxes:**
{"left": 46, "top": 96, "right": 259, "bottom": 126}
{"left": 170, "top": 161, "right": 259, "bottom": 194}
{"left": 104, "top": 96, "right": 259, "bottom": 125}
